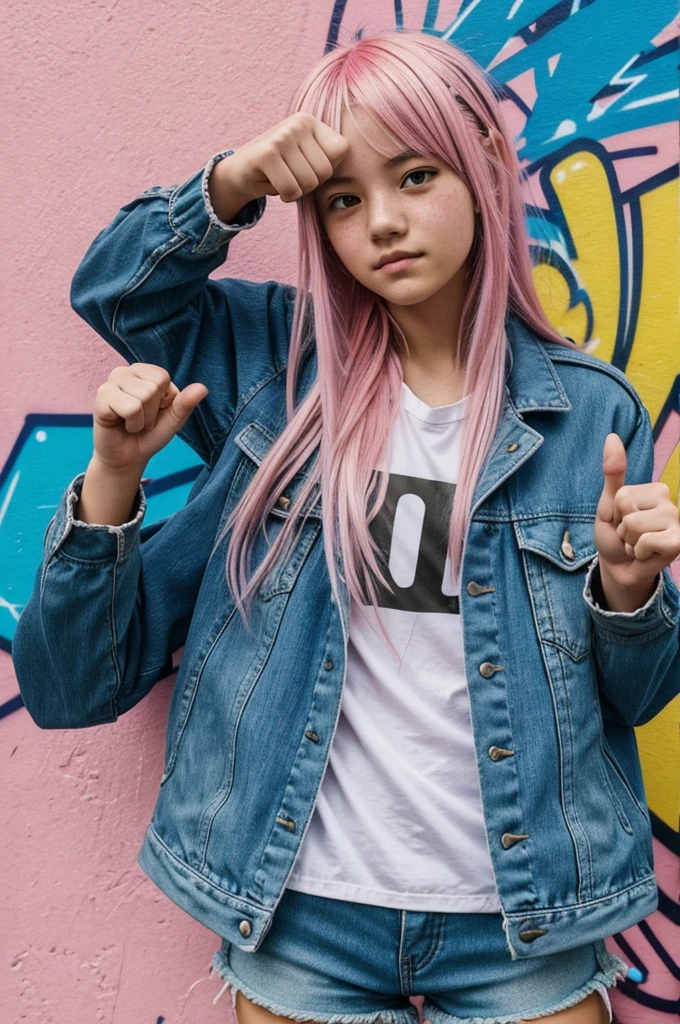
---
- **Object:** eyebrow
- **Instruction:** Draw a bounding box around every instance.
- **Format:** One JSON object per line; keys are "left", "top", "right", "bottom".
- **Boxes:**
{"left": 317, "top": 148, "right": 426, "bottom": 191}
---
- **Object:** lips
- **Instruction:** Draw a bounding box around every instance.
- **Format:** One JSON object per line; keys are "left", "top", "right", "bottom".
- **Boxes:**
{"left": 375, "top": 251, "right": 423, "bottom": 269}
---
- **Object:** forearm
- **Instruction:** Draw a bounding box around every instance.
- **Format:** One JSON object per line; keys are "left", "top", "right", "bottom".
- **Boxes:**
{"left": 593, "top": 561, "right": 658, "bottom": 613}
{"left": 76, "top": 455, "right": 145, "bottom": 526}
{"left": 207, "top": 153, "right": 259, "bottom": 225}
{"left": 584, "top": 556, "right": 680, "bottom": 726}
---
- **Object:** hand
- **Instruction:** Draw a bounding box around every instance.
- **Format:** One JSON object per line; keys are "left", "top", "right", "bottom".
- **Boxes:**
{"left": 594, "top": 432, "right": 680, "bottom": 598}
{"left": 223, "top": 112, "right": 349, "bottom": 204}
{"left": 93, "top": 363, "right": 209, "bottom": 473}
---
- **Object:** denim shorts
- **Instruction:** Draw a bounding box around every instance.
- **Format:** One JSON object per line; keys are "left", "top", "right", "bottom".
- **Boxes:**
{"left": 209, "top": 888, "right": 628, "bottom": 1024}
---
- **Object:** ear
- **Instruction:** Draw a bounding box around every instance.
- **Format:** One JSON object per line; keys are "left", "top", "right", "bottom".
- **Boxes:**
{"left": 483, "top": 124, "right": 511, "bottom": 164}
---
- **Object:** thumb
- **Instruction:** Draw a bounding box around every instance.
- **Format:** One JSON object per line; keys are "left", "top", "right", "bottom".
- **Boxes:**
{"left": 176, "top": 382, "right": 209, "bottom": 409}
{"left": 597, "top": 432, "right": 627, "bottom": 524}
{"left": 168, "top": 383, "right": 209, "bottom": 426}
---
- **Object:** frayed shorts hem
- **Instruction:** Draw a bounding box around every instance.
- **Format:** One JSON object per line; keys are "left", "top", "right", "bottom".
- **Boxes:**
{"left": 421, "top": 978, "right": 615, "bottom": 1024}
{"left": 209, "top": 949, "right": 420, "bottom": 1024}
{"left": 209, "top": 944, "right": 625, "bottom": 1024}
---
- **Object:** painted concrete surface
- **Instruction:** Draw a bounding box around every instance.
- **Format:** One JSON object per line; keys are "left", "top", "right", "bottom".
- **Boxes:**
{"left": 4, "top": 2, "right": 678, "bottom": 1021}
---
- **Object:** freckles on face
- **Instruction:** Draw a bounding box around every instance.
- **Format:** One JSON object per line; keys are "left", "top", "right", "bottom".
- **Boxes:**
{"left": 320, "top": 170, "right": 477, "bottom": 299}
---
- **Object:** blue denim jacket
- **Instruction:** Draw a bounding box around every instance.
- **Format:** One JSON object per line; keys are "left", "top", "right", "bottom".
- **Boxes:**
{"left": 13, "top": 150, "right": 680, "bottom": 961}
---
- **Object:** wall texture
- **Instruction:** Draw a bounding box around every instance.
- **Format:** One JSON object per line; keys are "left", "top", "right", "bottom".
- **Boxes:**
{"left": 3, "top": 1, "right": 678, "bottom": 1021}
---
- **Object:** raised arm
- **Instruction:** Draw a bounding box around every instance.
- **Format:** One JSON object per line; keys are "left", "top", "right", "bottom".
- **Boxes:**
{"left": 69, "top": 148, "right": 295, "bottom": 467}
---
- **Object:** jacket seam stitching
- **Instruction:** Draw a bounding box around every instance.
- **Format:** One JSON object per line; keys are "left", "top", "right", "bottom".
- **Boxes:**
{"left": 148, "top": 825, "right": 267, "bottom": 911}
{"left": 543, "top": 349, "right": 648, "bottom": 417}
{"left": 591, "top": 619, "right": 673, "bottom": 644}
{"left": 109, "top": 534, "right": 124, "bottom": 715}
{"left": 504, "top": 871, "right": 656, "bottom": 918}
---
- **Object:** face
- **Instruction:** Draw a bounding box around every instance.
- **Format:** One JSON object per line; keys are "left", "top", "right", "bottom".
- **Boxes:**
{"left": 314, "top": 106, "right": 477, "bottom": 314}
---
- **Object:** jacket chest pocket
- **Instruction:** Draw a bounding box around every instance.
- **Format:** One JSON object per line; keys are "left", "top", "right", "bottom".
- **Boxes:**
{"left": 513, "top": 514, "right": 597, "bottom": 662}
{"left": 226, "top": 420, "right": 323, "bottom": 600}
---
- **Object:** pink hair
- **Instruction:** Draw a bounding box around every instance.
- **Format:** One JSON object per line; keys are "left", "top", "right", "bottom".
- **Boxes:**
{"left": 212, "top": 29, "right": 579, "bottom": 644}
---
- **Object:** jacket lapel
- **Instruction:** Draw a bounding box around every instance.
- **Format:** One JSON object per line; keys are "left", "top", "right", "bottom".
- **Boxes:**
{"left": 469, "top": 316, "right": 572, "bottom": 514}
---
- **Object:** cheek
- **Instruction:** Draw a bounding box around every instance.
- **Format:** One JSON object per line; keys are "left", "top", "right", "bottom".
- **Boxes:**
{"left": 326, "top": 220, "right": 354, "bottom": 252}
{"left": 324, "top": 224, "right": 364, "bottom": 272}
{"left": 426, "top": 188, "right": 475, "bottom": 237}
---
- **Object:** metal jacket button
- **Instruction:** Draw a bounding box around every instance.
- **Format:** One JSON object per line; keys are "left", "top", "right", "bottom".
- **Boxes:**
{"left": 467, "top": 581, "right": 496, "bottom": 596}
{"left": 489, "top": 746, "right": 515, "bottom": 760}
{"left": 479, "top": 662, "right": 504, "bottom": 678}
{"left": 239, "top": 920, "right": 252, "bottom": 937}
{"left": 506, "top": 442, "right": 519, "bottom": 452}
{"left": 518, "top": 927, "right": 548, "bottom": 942}
{"left": 560, "top": 530, "right": 574, "bottom": 560}
{"left": 501, "top": 832, "right": 530, "bottom": 849}
{"left": 275, "top": 816, "right": 296, "bottom": 831}
{"left": 276, "top": 494, "right": 291, "bottom": 510}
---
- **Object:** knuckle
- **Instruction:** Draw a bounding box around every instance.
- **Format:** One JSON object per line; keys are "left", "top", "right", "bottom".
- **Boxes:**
{"left": 278, "top": 124, "right": 296, "bottom": 144}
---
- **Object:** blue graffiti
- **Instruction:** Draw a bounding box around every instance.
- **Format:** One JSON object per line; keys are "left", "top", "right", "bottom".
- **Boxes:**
{"left": 326, "top": 0, "right": 679, "bottom": 164}
{"left": 1, "top": 414, "right": 203, "bottom": 655}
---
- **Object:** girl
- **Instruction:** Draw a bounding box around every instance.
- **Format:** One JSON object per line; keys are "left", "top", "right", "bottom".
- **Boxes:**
{"left": 14, "top": 29, "right": 680, "bottom": 1024}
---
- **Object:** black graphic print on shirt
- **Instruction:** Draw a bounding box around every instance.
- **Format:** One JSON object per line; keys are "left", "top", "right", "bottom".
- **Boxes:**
{"left": 368, "top": 472, "right": 460, "bottom": 615}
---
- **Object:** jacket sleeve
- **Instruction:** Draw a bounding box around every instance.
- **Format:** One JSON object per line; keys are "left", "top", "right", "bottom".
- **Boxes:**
{"left": 583, "top": 403, "right": 680, "bottom": 727}
{"left": 12, "top": 460, "right": 222, "bottom": 730}
{"left": 69, "top": 148, "right": 295, "bottom": 467}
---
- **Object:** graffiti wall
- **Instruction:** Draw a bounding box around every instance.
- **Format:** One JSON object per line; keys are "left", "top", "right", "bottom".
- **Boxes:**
{"left": 3, "top": 1, "right": 678, "bottom": 1020}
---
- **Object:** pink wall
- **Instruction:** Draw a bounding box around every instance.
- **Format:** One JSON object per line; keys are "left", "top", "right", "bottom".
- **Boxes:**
{"left": 4, "top": 2, "right": 678, "bottom": 1021}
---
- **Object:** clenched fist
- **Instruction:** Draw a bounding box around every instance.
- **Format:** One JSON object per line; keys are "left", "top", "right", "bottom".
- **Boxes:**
{"left": 93, "top": 363, "right": 208, "bottom": 473}
{"left": 594, "top": 432, "right": 680, "bottom": 608}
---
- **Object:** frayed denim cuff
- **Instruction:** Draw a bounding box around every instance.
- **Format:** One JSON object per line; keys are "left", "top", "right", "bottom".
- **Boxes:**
{"left": 168, "top": 149, "right": 266, "bottom": 255}
{"left": 583, "top": 553, "right": 679, "bottom": 638}
{"left": 43, "top": 472, "right": 147, "bottom": 564}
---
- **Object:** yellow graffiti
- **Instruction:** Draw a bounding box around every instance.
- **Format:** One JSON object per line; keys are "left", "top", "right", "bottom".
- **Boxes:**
{"left": 533, "top": 148, "right": 679, "bottom": 842}
{"left": 636, "top": 694, "right": 680, "bottom": 832}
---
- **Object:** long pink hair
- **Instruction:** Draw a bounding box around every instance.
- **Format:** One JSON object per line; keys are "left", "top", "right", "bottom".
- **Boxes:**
{"left": 212, "top": 29, "right": 579, "bottom": 642}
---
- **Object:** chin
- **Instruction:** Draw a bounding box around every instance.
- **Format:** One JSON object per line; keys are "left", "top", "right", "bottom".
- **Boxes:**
{"left": 381, "top": 286, "right": 438, "bottom": 306}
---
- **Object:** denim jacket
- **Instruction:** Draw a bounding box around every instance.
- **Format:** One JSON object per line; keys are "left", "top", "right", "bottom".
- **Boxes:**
{"left": 13, "top": 150, "right": 680, "bottom": 961}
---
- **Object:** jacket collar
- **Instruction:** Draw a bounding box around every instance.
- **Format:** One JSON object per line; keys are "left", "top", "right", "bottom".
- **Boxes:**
{"left": 504, "top": 313, "right": 572, "bottom": 414}
{"left": 463, "top": 315, "right": 573, "bottom": 523}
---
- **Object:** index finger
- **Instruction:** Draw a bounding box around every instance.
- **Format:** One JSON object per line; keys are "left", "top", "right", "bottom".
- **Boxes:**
{"left": 309, "top": 116, "right": 350, "bottom": 167}
{"left": 129, "top": 363, "right": 172, "bottom": 388}
{"left": 616, "top": 482, "right": 671, "bottom": 517}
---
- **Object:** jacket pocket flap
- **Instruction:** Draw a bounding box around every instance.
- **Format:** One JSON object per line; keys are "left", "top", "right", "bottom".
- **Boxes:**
{"left": 513, "top": 515, "right": 597, "bottom": 571}
{"left": 234, "top": 421, "right": 322, "bottom": 519}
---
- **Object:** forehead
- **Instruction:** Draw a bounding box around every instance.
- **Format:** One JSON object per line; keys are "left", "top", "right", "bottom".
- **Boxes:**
{"left": 338, "top": 104, "right": 402, "bottom": 157}
{"left": 316, "top": 106, "right": 428, "bottom": 193}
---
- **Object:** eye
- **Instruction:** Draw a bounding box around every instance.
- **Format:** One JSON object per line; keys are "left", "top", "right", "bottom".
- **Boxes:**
{"left": 327, "top": 169, "right": 437, "bottom": 211}
{"left": 402, "top": 169, "right": 436, "bottom": 188}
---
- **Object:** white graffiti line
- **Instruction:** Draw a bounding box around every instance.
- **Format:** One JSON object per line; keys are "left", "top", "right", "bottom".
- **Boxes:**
{"left": 441, "top": 0, "right": 485, "bottom": 40}
{"left": 0, "top": 470, "right": 20, "bottom": 530}
{"left": 606, "top": 53, "right": 649, "bottom": 111}
{"left": 622, "top": 88, "right": 680, "bottom": 111}
{"left": 0, "top": 594, "right": 23, "bottom": 623}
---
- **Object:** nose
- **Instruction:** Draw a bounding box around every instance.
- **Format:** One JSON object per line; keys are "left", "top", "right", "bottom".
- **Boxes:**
{"left": 367, "top": 191, "right": 408, "bottom": 238}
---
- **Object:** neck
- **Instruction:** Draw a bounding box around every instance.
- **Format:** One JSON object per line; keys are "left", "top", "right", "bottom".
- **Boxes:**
{"left": 390, "top": 266, "right": 467, "bottom": 396}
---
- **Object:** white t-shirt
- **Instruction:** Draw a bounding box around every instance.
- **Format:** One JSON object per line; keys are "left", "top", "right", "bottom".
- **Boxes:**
{"left": 286, "top": 381, "right": 502, "bottom": 912}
